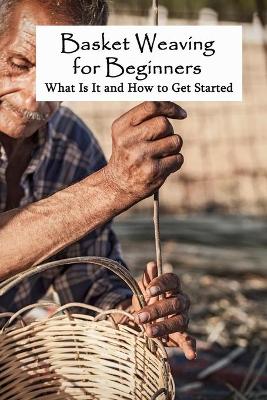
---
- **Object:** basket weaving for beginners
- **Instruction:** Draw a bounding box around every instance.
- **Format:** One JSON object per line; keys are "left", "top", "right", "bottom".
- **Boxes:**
{"left": 0, "top": 257, "right": 175, "bottom": 400}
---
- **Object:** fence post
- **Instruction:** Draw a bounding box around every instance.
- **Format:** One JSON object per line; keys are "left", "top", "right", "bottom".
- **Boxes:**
{"left": 198, "top": 8, "right": 218, "bottom": 25}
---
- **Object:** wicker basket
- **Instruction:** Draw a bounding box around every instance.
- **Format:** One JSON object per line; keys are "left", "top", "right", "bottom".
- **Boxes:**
{"left": 0, "top": 256, "right": 175, "bottom": 399}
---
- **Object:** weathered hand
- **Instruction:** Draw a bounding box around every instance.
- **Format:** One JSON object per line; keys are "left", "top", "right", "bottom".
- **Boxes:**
{"left": 132, "top": 262, "right": 196, "bottom": 360}
{"left": 104, "top": 101, "right": 186, "bottom": 203}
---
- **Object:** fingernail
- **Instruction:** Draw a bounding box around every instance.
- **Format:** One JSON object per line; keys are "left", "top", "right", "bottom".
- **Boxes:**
{"left": 136, "top": 312, "right": 150, "bottom": 324}
{"left": 147, "top": 286, "right": 161, "bottom": 296}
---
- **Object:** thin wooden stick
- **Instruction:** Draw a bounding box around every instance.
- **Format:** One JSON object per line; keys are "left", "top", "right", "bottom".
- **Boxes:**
{"left": 152, "top": 0, "right": 159, "bottom": 25}
{"left": 152, "top": 2, "right": 163, "bottom": 279}
{"left": 154, "top": 191, "right": 163, "bottom": 276}
{"left": 197, "top": 347, "right": 245, "bottom": 380}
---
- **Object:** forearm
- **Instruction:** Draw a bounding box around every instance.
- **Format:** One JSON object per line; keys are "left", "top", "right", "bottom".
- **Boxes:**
{"left": 0, "top": 167, "right": 134, "bottom": 280}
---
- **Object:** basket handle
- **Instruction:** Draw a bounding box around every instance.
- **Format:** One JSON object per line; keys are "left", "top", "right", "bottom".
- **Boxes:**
{"left": 0, "top": 256, "right": 146, "bottom": 308}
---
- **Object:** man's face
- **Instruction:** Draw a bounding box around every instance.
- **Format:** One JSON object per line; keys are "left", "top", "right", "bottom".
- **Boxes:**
{"left": 0, "top": 1, "right": 69, "bottom": 139}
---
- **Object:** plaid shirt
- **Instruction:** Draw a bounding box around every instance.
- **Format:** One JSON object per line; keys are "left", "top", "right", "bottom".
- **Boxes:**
{"left": 0, "top": 106, "right": 132, "bottom": 313}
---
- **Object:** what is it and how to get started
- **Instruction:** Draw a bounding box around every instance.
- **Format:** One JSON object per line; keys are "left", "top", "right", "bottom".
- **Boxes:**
{"left": 44, "top": 81, "right": 234, "bottom": 94}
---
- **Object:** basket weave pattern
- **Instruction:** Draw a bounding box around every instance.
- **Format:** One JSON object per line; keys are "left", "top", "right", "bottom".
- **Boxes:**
{"left": 0, "top": 257, "right": 175, "bottom": 400}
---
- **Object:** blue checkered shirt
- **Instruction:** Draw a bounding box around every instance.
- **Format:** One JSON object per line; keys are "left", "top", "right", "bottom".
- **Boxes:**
{"left": 0, "top": 106, "right": 132, "bottom": 313}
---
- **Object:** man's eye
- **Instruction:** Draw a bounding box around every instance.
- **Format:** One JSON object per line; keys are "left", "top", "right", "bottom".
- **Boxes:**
{"left": 10, "top": 59, "right": 31, "bottom": 72}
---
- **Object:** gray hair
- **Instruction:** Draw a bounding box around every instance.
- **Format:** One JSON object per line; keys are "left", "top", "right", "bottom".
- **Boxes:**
{"left": 0, "top": 0, "right": 109, "bottom": 28}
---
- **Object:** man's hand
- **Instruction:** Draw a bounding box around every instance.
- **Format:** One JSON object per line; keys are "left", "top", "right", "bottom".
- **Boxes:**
{"left": 132, "top": 262, "right": 196, "bottom": 361}
{"left": 104, "top": 101, "right": 186, "bottom": 202}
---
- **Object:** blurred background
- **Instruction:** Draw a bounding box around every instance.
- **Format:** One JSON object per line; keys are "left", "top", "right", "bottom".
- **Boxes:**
{"left": 65, "top": 1, "right": 267, "bottom": 399}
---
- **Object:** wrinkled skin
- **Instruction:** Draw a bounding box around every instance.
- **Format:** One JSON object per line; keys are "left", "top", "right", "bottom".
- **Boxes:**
{"left": 0, "top": 1, "right": 64, "bottom": 139}
{"left": 0, "top": 0, "right": 196, "bottom": 359}
{"left": 105, "top": 100, "right": 186, "bottom": 200}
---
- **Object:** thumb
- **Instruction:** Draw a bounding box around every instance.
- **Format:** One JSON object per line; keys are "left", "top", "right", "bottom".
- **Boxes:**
{"left": 133, "top": 262, "right": 158, "bottom": 312}
{"left": 142, "top": 261, "right": 158, "bottom": 289}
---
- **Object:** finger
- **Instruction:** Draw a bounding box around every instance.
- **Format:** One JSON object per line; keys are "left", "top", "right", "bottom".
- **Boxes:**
{"left": 134, "top": 295, "right": 187, "bottom": 324}
{"left": 168, "top": 333, "right": 197, "bottom": 360}
{"left": 115, "top": 101, "right": 187, "bottom": 130}
{"left": 143, "top": 135, "right": 183, "bottom": 159}
{"left": 145, "top": 314, "right": 189, "bottom": 337}
{"left": 146, "top": 273, "right": 182, "bottom": 297}
{"left": 141, "top": 261, "right": 158, "bottom": 305}
{"left": 132, "top": 116, "right": 174, "bottom": 141}
{"left": 142, "top": 261, "right": 158, "bottom": 288}
{"left": 158, "top": 154, "right": 184, "bottom": 178}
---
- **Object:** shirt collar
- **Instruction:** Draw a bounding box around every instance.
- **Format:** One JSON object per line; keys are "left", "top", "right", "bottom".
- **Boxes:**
{"left": 0, "top": 143, "right": 8, "bottom": 182}
{"left": 0, "top": 122, "right": 53, "bottom": 182}
{"left": 0, "top": 141, "right": 8, "bottom": 163}
{"left": 22, "top": 125, "right": 50, "bottom": 177}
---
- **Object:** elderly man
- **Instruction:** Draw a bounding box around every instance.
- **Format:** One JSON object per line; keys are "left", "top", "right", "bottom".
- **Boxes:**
{"left": 0, "top": 0, "right": 196, "bottom": 359}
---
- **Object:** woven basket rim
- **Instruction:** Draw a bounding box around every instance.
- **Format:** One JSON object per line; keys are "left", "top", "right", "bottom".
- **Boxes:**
{"left": 0, "top": 303, "right": 175, "bottom": 400}
{"left": 0, "top": 256, "right": 176, "bottom": 399}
